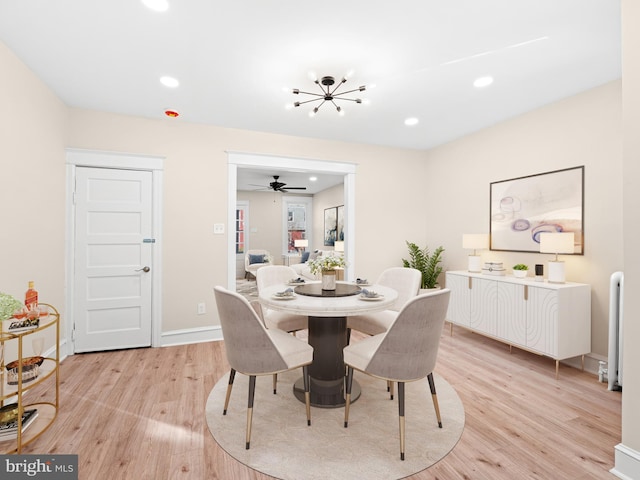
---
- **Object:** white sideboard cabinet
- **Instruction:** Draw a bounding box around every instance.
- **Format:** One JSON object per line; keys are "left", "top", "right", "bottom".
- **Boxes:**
{"left": 445, "top": 271, "right": 591, "bottom": 377}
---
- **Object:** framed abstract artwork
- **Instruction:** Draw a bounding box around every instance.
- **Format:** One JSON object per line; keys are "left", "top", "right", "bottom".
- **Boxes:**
{"left": 324, "top": 207, "right": 338, "bottom": 246}
{"left": 490, "top": 166, "right": 584, "bottom": 253}
{"left": 336, "top": 205, "right": 344, "bottom": 242}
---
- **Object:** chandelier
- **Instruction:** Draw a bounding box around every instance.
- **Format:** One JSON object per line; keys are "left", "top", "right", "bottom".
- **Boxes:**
{"left": 292, "top": 76, "right": 366, "bottom": 116}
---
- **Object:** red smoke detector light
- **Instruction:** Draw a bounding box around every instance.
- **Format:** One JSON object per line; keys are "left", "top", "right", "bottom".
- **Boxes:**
{"left": 164, "top": 109, "right": 180, "bottom": 118}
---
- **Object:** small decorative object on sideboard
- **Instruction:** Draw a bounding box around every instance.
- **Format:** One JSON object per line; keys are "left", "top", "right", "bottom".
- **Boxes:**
{"left": 512, "top": 264, "right": 529, "bottom": 278}
{"left": 481, "top": 262, "right": 505, "bottom": 276}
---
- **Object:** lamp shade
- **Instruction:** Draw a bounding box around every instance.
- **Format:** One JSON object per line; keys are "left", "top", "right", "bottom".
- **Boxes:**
{"left": 334, "top": 241, "right": 344, "bottom": 252}
{"left": 462, "top": 234, "right": 489, "bottom": 250}
{"left": 294, "top": 239, "right": 308, "bottom": 248}
{"left": 539, "top": 232, "right": 574, "bottom": 254}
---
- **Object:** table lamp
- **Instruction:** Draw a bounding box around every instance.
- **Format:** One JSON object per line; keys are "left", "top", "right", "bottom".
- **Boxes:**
{"left": 462, "top": 234, "right": 489, "bottom": 272}
{"left": 539, "top": 232, "right": 574, "bottom": 283}
{"left": 294, "top": 239, "right": 308, "bottom": 254}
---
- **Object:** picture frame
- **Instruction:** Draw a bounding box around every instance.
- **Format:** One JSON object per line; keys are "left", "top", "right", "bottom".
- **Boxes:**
{"left": 324, "top": 207, "right": 338, "bottom": 246}
{"left": 336, "top": 205, "right": 344, "bottom": 242}
{"left": 490, "top": 166, "right": 584, "bottom": 253}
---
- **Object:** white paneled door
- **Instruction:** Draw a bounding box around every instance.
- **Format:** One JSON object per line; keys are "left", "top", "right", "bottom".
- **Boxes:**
{"left": 73, "top": 167, "right": 153, "bottom": 352}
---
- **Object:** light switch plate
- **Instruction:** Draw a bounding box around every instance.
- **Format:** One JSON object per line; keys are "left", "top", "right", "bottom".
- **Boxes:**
{"left": 213, "top": 223, "right": 225, "bottom": 234}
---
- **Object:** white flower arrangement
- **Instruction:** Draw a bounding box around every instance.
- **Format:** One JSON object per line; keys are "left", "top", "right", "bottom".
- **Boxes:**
{"left": 308, "top": 254, "right": 346, "bottom": 275}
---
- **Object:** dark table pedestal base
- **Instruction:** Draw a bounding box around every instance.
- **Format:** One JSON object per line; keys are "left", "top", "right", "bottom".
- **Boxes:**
{"left": 292, "top": 315, "right": 360, "bottom": 408}
{"left": 293, "top": 377, "right": 361, "bottom": 408}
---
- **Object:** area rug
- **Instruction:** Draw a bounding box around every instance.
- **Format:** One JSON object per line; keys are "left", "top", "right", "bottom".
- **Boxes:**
{"left": 205, "top": 369, "right": 464, "bottom": 480}
{"left": 236, "top": 279, "right": 258, "bottom": 301}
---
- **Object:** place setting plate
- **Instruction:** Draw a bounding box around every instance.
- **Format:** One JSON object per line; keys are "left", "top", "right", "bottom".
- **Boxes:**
{"left": 358, "top": 294, "right": 384, "bottom": 301}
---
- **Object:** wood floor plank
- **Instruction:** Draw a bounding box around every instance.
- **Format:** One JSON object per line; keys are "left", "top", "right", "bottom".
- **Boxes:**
{"left": 17, "top": 326, "right": 620, "bottom": 479}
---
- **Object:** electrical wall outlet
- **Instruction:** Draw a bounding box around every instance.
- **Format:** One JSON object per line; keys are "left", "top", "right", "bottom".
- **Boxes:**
{"left": 197, "top": 302, "right": 206, "bottom": 315}
{"left": 213, "top": 223, "right": 225, "bottom": 234}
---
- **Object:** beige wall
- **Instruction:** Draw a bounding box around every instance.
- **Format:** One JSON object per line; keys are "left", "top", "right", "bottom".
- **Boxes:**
{"left": 621, "top": 0, "right": 640, "bottom": 460}
{"left": 425, "top": 81, "right": 622, "bottom": 358}
{"left": 0, "top": 42, "right": 68, "bottom": 359}
{"left": 312, "top": 183, "right": 344, "bottom": 251}
{"left": 63, "top": 111, "right": 427, "bottom": 333}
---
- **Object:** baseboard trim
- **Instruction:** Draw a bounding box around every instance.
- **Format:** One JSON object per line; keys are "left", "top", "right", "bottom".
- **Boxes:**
{"left": 160, "top": 325, "right": 223, "bottom": 347}
{"left": 562, "top": 352, "right": 606, "bottom": 377}
{"left": 611, "top": 443, "right": 640, "bottom": 479}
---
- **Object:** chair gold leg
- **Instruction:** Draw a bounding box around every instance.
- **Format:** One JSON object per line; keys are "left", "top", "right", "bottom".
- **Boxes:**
{"left": 427, "top": 372, "right": 442, "bottom": 428}
{"left": 246, "top": 375, "right": 256, "bottom": 449}
{"left": 344, "top": 366, "right": 354, "bottom": 427}
{"left": 303, "top": 365, "right": 311, "bottom": 426}
{"left": 389, "top": 381, "right": 394, "bottom": 400}
{"left": 398, "top": 381, "right": 405, "bottom": 461}
{"left": 246, "top": 407, "right": 253, "bottom": 450}
{"left": 223, "top": 369, "right": 236, "bottom": 415}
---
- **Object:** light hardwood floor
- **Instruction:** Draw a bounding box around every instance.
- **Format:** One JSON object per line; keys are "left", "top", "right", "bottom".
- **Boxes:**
{"left": 17, "top": 326, "right": 620, "bottom": 479}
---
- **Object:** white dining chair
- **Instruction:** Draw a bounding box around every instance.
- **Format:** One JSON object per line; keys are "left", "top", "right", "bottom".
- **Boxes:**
{"left": 343, "top": 289, "right": 451, "bottom": 461}
{"left": 347, "top": 267, "right": 422, "bottom": 336}
{"left": 214, "top": 286, "right": 313, "bottom": 449}
{"left": 256, "top": 265, "right": 308, "bottom": 334}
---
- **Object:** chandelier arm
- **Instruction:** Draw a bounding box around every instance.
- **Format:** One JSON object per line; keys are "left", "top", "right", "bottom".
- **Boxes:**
{"left": 329, "top": 78, "right": 347, "bottom": 96}
{"left": 333, "top": 88, "right": 366, "bottom": 96}
{"left": 294, "top": 90, "right": 325, "bottom": 97}
{"left": 333, "top": 98, "right": 361, "bottom": 103}
{"left": 315, "top": 99, "right": 327, "bottom": 110}
{"left": 294, "top": 98, "right": 325, "bottom": 106}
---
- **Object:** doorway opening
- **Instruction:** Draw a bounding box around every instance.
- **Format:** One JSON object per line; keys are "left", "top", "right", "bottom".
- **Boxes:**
{"left": 227, "top": 152, "right": 356, "bottom": 290}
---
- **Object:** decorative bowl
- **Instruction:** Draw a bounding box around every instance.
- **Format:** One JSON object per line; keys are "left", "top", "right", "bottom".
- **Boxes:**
{"left": 0, "top": 403, "right": 19, "bottom": 424}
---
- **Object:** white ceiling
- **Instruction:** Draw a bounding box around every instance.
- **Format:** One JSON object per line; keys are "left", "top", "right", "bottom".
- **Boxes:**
{"left": 0, "top": 1, "right": 621, "bottom": 185}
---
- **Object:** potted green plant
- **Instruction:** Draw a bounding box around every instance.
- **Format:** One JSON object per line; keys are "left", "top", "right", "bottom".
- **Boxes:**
{"left": 512, "top": 263, "right": 529, "bottom": 278}
{"left": 402, "top": 241, "right": 445, "bottom": 290}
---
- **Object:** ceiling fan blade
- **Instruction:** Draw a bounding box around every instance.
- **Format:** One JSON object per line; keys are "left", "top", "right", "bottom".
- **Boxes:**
{"left": 283, "top": 187, "right": 307, "bottom": 190}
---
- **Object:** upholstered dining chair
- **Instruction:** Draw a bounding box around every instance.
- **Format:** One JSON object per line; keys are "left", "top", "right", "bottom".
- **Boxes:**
{"left": 244, "top": 249, "right": 271, "bottom": 279}
{"left": 256, "top": 265, "right": 308, "bottom": 334}
{"left": 347, "top": 267, "right": 422, "bottom": 337}
{"left": 213, "top": 286, "right": 313, "bottom": 450}
{"left": 343, "top": 288, "right": 451, "bottom": 461}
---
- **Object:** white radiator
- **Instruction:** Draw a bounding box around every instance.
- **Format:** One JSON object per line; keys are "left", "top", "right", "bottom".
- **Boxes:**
{"left": 608, "top": 271, "right": 624, "bottom": 391}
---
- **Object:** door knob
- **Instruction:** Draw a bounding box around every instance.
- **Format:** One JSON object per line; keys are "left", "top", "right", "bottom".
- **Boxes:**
{"left": 136, "top": 266, "right": 150, "bottom": 272}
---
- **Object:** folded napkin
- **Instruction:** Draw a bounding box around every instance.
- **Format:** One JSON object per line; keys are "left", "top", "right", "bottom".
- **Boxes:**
{"left": 360, "top": 288, "right": 379, "bottom": 298}
{"left": 356, "top": 278, "right": 368, "bottom": 284}
{"left": 290, "top": 277, "right": 305, "bottom": 283}
{"left": 275, "top": 288, "right": 294, "bottom": 297}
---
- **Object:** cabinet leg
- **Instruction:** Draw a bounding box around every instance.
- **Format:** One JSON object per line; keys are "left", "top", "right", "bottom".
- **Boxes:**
{"left": 581, "top": 355, "right": 585, "bottom": 372}
{"left": 555, "top": 360, "right": 559, "bottom": 380}
{"left": 449, "top": 322, "right": 453, "bottom": 336}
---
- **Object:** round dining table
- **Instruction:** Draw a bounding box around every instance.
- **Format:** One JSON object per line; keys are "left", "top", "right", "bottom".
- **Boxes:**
{"left": 259, "top": 281, "right": 397, "bottom": 408}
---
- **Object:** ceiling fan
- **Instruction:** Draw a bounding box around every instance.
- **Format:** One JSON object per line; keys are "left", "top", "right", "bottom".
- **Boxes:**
{"left": 251, "top": 175, "right": 307, "bottom": 193}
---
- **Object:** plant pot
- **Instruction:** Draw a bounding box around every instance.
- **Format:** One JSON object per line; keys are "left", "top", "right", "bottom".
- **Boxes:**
{"left": 513, "top": 270, "right": 528, "bottom": 278}
{"left": 321, "top": 270, "right": 337, "bottom": 290}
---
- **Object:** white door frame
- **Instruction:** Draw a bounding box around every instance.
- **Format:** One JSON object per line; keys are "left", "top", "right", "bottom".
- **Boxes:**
{"left": 65, "top": 148, "right": 164, "bottom": 354}
{"left": 227, "top": 152, "right": 356, "bottom": 290}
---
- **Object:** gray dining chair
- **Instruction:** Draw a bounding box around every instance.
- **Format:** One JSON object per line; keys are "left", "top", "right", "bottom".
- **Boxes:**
{"left": 256, "top": 265, "right": 308, "bottom": 334}
{"left": 214, "top": 286, "right": 314, "bottom": 449}
{"left": 343, "top": 288, "right": 451, "bottom": 460}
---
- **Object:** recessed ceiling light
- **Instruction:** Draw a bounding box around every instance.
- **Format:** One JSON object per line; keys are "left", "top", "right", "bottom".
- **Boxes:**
{"left": 141, "top": 0, "right": 169, "bottom": 12}
{"left": 473, "top": 76, "right": 494, "bottom": 88}
{"left": 404, "top": 117, "right": 419, "bottom": 126}
{"left": 309, "top": 176, "right": 318, "bottom": 182}
{"left": 160, "top": 76, "right": 179, "bottom": 88}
